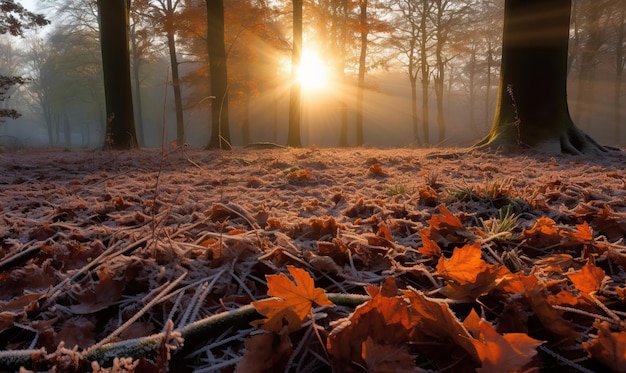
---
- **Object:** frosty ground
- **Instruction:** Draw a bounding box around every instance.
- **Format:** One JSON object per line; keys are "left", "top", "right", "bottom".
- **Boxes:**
{"left": 0, "top": 147, "right": 625, "bottom": 372}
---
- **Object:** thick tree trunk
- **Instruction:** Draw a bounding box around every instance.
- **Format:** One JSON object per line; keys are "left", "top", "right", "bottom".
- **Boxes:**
{"left": 355, "top": 0, "right": 367, "bottom": 147}
{"left": 206, "top": 0, "right": 231, "bottom": 150}
{"left": 287, "top": 0, "right": 302, "bottom": 147}
{"left": 97, "top": 0, "right": 138, "bottom": 149}
{"left": 476, "top": 0, "right": 605, "bottom": 154}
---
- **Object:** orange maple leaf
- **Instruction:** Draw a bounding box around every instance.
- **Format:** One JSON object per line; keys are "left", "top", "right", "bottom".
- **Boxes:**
{"left": 421, "top": 205, "right": 475, "bottom": 246}
{"left": 567, "top": 259, "right": 606, "bottom": 296}
{"left": 522, "top": 217, "right": 562, "bottom": 247}
{"left": 470, "top": 319, "right": 544, "bottom": 373}
{"left": 436, "top": 243, "right": 489, "bottom": 284}
{"left": 418, "top": 235, "right": 442, "bottom": 257}
{"left": 583, "top": 321, "right": 626, "bottom": 373}
{"left": 561, "top": 222, "right": 594, "bottom": 242}
{"left": 252, "top": 266, "right": 334, "bottom": 332}
{"left": 436, "top": 243, "right": 508, "bottom": 300}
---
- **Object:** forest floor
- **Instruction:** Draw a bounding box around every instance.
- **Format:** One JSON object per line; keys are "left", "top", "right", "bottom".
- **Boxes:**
{"left": 1, "top": 147, "right": 626, "bottom": 373}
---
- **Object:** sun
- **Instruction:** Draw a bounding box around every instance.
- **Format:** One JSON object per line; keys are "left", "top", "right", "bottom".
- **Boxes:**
{"left": 297, "top": 50, "right": 329, "bottom": 90}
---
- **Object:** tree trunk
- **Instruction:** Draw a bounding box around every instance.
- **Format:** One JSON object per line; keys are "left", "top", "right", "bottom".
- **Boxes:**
{"left": 410, "top": 75, "right": 421, "bottom": 146}
{"left": 287, "top": 0, "right": 302, "bottom": 147}
{"left": 484, "top": 42, "right": 493, "bottom": 127}
{"left": 206, "top": 0, "right": 231, "bottom": 150}
{"left": 615, "top": 71, "right": 623, "bottom": 145}
{"left": 336, "top": 1, "right": 349, "bottom": 147}
{"left": 166, "top": 0, "right": 185, "bottom": 147}
{"left": 97, "top": 0, "right": 138, "bottom": 150}
{"left": 419, "top": 0, "right": 430, "bottom": 147}
{"left": 613, "top": 3, "right": 625, "bottom": 145}
{"left": 355, "top": 0, "right": 367, "bottom": 147}
{"left": 434, "top": 1, "right": 446, "bottom": 145}
{"left": 130, "top": 24, "right": 145, "bottom": 147}
{"left": 475, "top": 0, "right": 605, "bottom": 154}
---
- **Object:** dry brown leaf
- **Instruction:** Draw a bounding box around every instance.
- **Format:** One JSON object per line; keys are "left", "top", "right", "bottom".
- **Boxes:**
{"left": 421, "top": 205, "right": 474, "bottom": 246}
{"left": 463, "top": 309, "right": 482, "bottom": 339}
{"left": 436, "top": 243, "right": 507, "bottom": 300}
{"left": 368, "top": 162, "right": 388, "bottom": 177}
{"left": 327, "top": 278, "right": 413, "bottom": 372}
{"left": 436, "top": 243, "right": 490, "bottom": 284}
{"left": 522, "top": 217, "right": 561, "bottom": 248}
{"left": 235, "top": 327, "right": 292, "bottom": 373}
{"left": 361, "top": 337, "right": 416, "bottom": 373}
{"left": 252, "top": 266, "right": 333, "bottom": 332}
{"left": 470, "top": 319, "right": 544, "bottom": 373}
{"left": 69, "top": 270, "right": 124, "bottom": 315}
{"left": 402, "top": 289, "right": 477, "bottom": 362}
{"left": 522, "top": 275, "right": 580, "bottom": 341}
{"left": 567, "top": 259, "right": 606, "bottom": 296}
{"left": 583, "top": 321, "right": 626, "bottom": 373}
{"left": 418, "top": 235, "right": 441, "bottom": 258}
{"left": 55, "top": 317, "right": 96, "bottom": 349}
{"left": 560, "top": 222, "right": 593, "bottom": 242}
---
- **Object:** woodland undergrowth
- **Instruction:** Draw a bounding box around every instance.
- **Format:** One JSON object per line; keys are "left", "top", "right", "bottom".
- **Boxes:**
{"left": 0, "top": 147, "right": 625, "bottom": 372}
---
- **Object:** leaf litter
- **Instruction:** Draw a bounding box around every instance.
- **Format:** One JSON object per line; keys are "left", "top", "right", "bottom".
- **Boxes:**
{"left": 0, "top": 147, "right": 625, "bottom": 372}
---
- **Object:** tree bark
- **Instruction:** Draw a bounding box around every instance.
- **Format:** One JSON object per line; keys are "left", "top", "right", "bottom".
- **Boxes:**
{"left": 475, "top": 0, "right": 605, "bottom": 154}
{"left": 129, "top": 25, "right": 145, "bottom": 147}
{"left": 419, "top": 0, "right": 430, "bottom": 147}
{"left": 97, "top": 0, "right": 139, "bottom": 149}
{"left": 206, "top": 0, "right": 231, "bottom": 150}
{"left": 165, "top": 0, "right": 185, "bottom": 147}
{"left": 355, "top": 0, "right": 368, "bottom": 147}
{"left": 287, "top": 0, "right": 302, "bottom": 147}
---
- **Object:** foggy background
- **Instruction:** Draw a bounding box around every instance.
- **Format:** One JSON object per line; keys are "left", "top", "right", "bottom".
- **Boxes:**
{"left": 1, "top": 0, "right": 624, "bottom": 149}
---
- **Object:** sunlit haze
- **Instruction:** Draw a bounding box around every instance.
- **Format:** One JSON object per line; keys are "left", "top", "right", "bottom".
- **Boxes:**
{"left": 297, "top": 50, "right": 329, "bottom": 91}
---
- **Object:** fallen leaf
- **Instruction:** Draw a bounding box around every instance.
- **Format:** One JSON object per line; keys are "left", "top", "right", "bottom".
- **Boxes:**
{"left": 69, "top": 270, "right": 124, "bottom": 315}
{"left": 421, "top": 205, "right": 474, "bottom": 246}
{"left": 252, "top": 266, "right": 333, "bottom": 332}
{"left": 470, "top": 319, "right": 544, "bottom": 373}
{"left": 236, "top": 327, "right": 292, "bottom": 373}
{"left": 561, "top": 222, "right": 593, "bottom": 242}
{"left": 436, "top": 243, "right": 490, "bottom": 284}
{"left": 583, "top": 321, "right": 626, "bottom": 373}
{"left": 418, "top": 235, "right": 442, "bottom": 257}
{"left": 402, "top": 289, "right": 477, "bottom": 361}
{"left": 327, "top": 278, "right": 413, "bottom": 372}
{"left": 567, "top": 259, "right": 606, "bottom": 296}
{"left": 522, "top": 217, "right": 561, "bottom": 248}
{"left": 55, "top": 318, "right": 96, "bottom": 349}
{"left": 376, "top": 221, "right": 392, "bottom": 241}
{"left": 463, "top": 309, "right": 481, "bottom": 339}
{"left": 369, "top": 162, "right": 388, "bottom": 177}
{"left": 361, "top": 337, "right": 416, "bottom": 373}
{"left": 522, "top": 275, "right": 580, "bottom": 341}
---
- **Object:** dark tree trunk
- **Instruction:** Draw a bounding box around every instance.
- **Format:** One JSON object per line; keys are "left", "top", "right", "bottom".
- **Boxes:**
{"left": 165, "top": 0, "right": 185, "bottom": 147}
{"left": 287, "top": 0, "right": 302, "bottom": 147}
{"left": 476, "top": 0, "right": 605, "bottom": 154}
{"left": 355, "top": 0, "right": 368, "bottom": 147}
{"left": 419, "top": 0, "right": 430, "bottom": 147}
{"left": 130, "top": 25, "right": 145, "bottom": 146}
{"left": 97, "top": 0, "right": 138, "bottom": 149}
{"left": 206, "top": 0, "right": 231, "bottom": 150}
